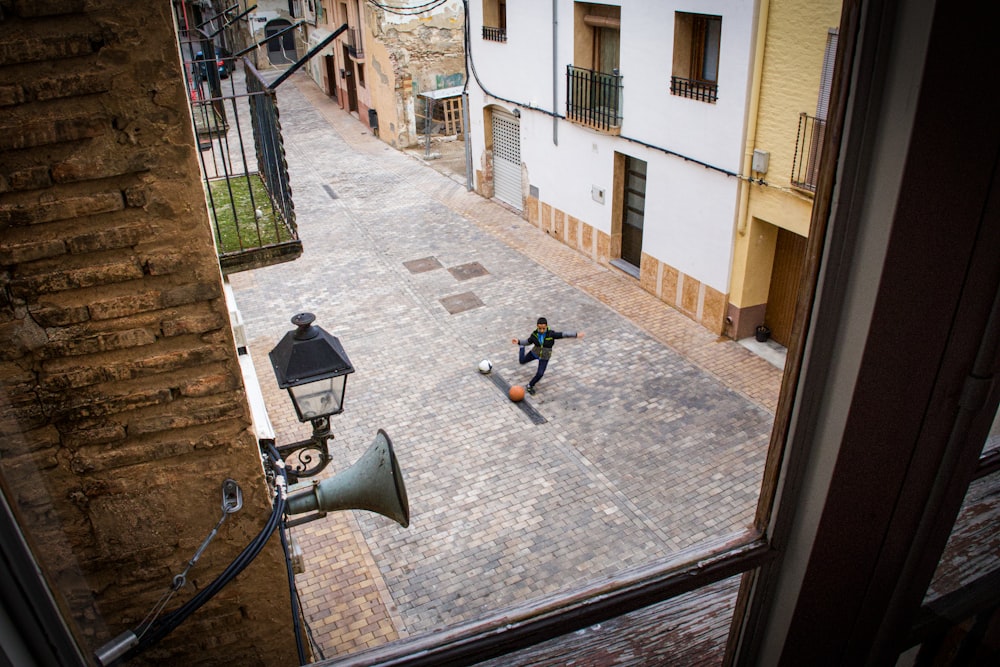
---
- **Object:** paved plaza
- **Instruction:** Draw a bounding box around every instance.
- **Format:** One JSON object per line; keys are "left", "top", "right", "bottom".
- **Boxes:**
{"left": 226, "top": 72, "right": 783, "bottom": 661}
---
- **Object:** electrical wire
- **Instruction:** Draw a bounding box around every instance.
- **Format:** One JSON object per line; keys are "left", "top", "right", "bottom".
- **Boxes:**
{"left": 367, "top": 0, "right": 450, "bottom": 16}
{"left": 128, "top": 455, "right": 287, "bottom": 657}
{"left": 278, "top": 524, "right": 308, "bottom": 665}
{"left": 297, "top": 582, "right": 327, "bottom": 661}
{"left": 271, "top": 446, "right": 308, "bottom": 666}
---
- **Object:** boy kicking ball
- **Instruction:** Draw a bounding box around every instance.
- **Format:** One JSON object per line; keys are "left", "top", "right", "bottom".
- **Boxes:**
{"left": 511, "top": 317, "right": 584, "bottom": 395}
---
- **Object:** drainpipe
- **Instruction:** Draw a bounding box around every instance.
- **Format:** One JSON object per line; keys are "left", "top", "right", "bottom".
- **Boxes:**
{"left": 463, "top": 91, "right": 473, "bottom": 191}
{"left": 552, "top": 0, "right": 558, "bottom": 145}
{"left": 736, "top": 0, "right": 769, "bottom": 237}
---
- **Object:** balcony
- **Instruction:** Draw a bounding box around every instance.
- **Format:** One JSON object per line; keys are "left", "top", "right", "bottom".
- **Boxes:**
{"left": 566, "top": 65, "right": 623, "bottom": 133}
{"left": 670, "top": 76, "right": 718, "bottom": 103}
{"left": 791, "top": 112, "right": 826, "bottom": 193}
{"left": 347, "top": 27, "right": 364, "bottom": 59}
{"left": 482, "top": 25, "right": 506, "bottom": 42}
{"left": 180, "top": 30, "right": 302, "bottom": 275}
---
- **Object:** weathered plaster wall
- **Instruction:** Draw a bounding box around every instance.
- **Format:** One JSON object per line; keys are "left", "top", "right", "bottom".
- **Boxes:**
{"left": 0, "top": 2, "right": 296, "bottom": 664}
{"left": 367, "top": 2, "right": 464, "bottom": 147}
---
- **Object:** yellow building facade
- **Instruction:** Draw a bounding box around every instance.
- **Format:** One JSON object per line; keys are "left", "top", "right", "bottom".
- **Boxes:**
{"left": 727, "top": 0, "right": 843, "bottom": 344}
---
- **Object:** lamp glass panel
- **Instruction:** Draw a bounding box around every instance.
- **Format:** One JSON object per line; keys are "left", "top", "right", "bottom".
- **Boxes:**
{"left": 289, "top": 376, "right": 345, "bottom": 420}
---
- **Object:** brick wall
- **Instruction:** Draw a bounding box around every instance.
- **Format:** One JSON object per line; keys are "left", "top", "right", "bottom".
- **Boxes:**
{"left": 0, "top": 1, "right": 296, "bottom": 664}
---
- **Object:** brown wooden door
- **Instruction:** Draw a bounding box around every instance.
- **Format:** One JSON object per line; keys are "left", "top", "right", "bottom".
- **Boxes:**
{"left": 342, "top": 45, "right": 358, "bottom": 113}
{"left": 620, "top": 156, "right": 646, "bottom": 268}
{"left": 324, "top": 55, "right": 338, "bottom": 100}
{"left": 765, "top": 228, "right": 807, "bottom": 346}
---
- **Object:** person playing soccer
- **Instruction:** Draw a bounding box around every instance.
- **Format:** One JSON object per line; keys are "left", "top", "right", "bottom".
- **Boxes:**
{"left": 511, "top": 317, "right": 584, "bottom": 394}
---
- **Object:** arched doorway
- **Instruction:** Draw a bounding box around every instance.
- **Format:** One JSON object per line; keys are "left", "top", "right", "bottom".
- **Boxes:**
{"left": 264, "top": 19, "right": 297, "bottom": 66}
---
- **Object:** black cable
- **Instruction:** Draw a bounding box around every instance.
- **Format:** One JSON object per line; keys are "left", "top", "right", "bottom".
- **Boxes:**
{"left": 460, "top": 0, "right": 560, "bottom": 118}
{"left": 272, "top": 446, "right": 307, "bottom": 666}
{"left": 296, "top": 581, "right": 327, "bottom": 661}
{"left": 367, "top": 0, "right": 449, "bottom": 16}
{"left": 128, "top": 452, "right": 287, "bottom": 656}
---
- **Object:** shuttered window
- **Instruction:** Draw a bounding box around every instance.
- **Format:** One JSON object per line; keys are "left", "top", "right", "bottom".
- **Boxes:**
{"left": 816, "top": 29, "right": 839, "bottom": 120}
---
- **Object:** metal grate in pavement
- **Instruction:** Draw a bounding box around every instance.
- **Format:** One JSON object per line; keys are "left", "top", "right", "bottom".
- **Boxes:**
{"left": 448, "top": 261, "right": 489, "bottom": 281}
{"left": 439, "top": 291, "right": 483, "bottom": 314}
{"left": 485, "top": 371, "right": 547, "bottom": 424}
{"left": 403, "top": 256, "right": 443, "bottom": 273}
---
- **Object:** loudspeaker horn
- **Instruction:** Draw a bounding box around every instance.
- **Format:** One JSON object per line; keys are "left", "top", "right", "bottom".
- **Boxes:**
{"left": 285, "top": 428, "right": 409, "bottom": 528}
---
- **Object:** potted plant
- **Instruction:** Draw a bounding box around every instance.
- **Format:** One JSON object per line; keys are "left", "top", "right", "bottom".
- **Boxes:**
{"left": 755, "top": 324, "right": 771, "bottom": 342}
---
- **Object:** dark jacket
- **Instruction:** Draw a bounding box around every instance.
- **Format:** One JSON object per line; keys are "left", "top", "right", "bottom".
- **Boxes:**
{"left": 518, "top": 329, "right": 578, "bottom": 360}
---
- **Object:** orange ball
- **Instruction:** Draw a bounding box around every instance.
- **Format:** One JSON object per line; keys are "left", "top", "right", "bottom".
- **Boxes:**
{"left": 509, "top": 385, "right": 525, "bottom": 402}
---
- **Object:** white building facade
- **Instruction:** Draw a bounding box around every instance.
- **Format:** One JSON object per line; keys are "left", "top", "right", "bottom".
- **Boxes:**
{"left": 466, "top": 1, "right": 756, "bottom": 333}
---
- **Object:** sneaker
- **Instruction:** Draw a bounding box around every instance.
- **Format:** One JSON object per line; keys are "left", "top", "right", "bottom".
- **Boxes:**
{"left": 526, "top": 385, "right": 536, "bottom": 395}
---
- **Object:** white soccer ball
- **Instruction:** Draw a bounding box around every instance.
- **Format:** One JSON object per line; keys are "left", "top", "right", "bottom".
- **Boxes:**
{"left": 478, "top": 359, "right": 493, "bottom": 374}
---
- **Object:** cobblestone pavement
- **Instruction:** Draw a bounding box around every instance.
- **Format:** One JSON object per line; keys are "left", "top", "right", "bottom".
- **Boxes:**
{"left": 227, "top": 72, "right": 782, "bottom": 659}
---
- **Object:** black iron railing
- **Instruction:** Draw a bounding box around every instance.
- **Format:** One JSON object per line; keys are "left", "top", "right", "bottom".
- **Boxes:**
{"left": 670, "top": 76, "right": 718, "bottom": 103}
{"left": 791, "top": 112, "right": 826, "bottom": 193}
{"left": 177, "top": 22, "right": 301, "bottom": 273}
{"left": 483, "top": 26, "right": 506, "bottom": 42}
{"left": 566, "top": 65, "right": 623, "bottom": 132}
{"left": 347, "top": 27, "right": 364, "bottom": 58}
{"left": 244, "top": 63, "right": 296, "bottom": 235}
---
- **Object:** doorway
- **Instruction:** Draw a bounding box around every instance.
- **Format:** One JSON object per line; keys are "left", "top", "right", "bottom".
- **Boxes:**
{"left": 324, "top": 54, "right": 338, "bottom": 100}
{"left": 764, "top": 227, "right": 808, "bottom": 346}
{"left": 491, "top": 108, "right": 521, "bottom": 210}
{"left": 264, "top": 20, "right": 296, "bottom": 65}
{"left": 342, "top": 45, "right": 358, "bottom": 113}
{"left": 620, "top": 156, "right": 646, "bottom": 269}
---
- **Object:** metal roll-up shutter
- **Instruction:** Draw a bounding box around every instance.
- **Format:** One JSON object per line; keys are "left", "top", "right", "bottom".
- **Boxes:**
{"left": 491, "top": 109, "right": 522, "bottom": 210}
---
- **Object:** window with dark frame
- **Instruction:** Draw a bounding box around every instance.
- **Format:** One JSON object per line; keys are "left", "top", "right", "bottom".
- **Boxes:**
{"left": 671, "top": 12, "right": 721, "bottom": 103}
{"left": 566, "top": 3, "right": 623, "bottom": 131}
{"left": 483, "top": 0, "right": 507, "bottom": 42}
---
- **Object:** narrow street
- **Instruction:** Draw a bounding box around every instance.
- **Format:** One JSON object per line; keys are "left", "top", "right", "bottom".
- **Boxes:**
{"left": 226, "top": 69, "right": 783, "bottom": 663}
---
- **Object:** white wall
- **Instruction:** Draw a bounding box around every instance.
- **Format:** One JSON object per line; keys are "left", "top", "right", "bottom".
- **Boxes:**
{"left": 467, "top": 0, "right": 755, "bottom": 292}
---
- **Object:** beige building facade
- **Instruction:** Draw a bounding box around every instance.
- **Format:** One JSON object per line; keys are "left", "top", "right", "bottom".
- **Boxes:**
{"left": 726, "top": 0, "right": 843, "bottom": 343}
{"left": 305, "top": 0, "right": 465, "bottom": 147}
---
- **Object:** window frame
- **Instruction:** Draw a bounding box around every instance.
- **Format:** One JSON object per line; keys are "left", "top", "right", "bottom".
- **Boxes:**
{"left": 671, "top": 11, "right": 722, "bottom": 103}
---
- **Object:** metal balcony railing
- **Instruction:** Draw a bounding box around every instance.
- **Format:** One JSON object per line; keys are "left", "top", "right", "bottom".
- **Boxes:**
{"left": 670, "top": 76, "right": 718, "bottom": 103}
{"left": 791, "top": 112, "right": 826, "bottom": 193}
{"left": 482, "top": 25, "right": 506, "bottom": 42}
{"left": 566, "top": 65, "right": 623, "bottom": 132}
{"left": 347, "top": 27, "right": 364, "bottom": 58}
{"left": 179, "top": 24, "right": 301, "bottom": 273}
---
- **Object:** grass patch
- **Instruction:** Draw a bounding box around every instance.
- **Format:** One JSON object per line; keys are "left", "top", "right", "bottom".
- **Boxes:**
{"left": 207, "top": 174, "right": 294, "bottom": 253}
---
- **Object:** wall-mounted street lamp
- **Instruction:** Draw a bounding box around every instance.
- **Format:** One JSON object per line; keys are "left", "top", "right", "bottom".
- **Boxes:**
{"left": 268, "top": 312, "right": 354, "bottom": 481}
{"left": 94, "top": 312, "right": 409, "bottom": 666}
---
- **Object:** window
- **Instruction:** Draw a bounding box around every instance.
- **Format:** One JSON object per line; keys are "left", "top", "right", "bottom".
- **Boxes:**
{"left": 482, "top": 0, "right": 507, "bottom": 42}
{"left": 566, "top": 3, "right": 623, "bottom": 131}
{"left": 791, "top": 30, "right": 838, "bottom": 192}
{"left": 357, "top": 63, "right": 365, "bottom": 88}
{"left": 671, "top": 12, "right": 721, "bottom": 103}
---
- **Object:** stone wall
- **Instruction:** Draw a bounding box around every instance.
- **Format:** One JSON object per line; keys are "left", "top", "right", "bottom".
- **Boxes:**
{"left": 0, "top": 1, "right": 296, "bottom": 664}
{"left": 367, "top": 1, "right": 465, "bottom": 148}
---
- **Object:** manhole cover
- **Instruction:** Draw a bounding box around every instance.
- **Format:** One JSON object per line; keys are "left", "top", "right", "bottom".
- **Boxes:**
{"left": 404, "top": 256, "right": 443, "bottom": 274}
{"left": 440, "top": 291, "right": 483, "bottom": 314}
{"left": 448, "top": 262, "right": 489, "bottom": 281}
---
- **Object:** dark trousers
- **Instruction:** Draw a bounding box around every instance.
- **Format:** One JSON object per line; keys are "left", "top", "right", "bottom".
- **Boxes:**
{"left": 519, "top": 347, "right": 549, "bottom": 387}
